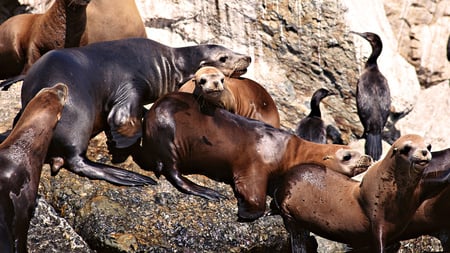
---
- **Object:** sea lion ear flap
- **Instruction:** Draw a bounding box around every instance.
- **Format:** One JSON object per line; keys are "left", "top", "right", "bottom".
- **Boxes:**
{"left": 391, "top": 147, "right": 398, "bottom": 158}
{"left": 323, "top": 155, "right": 331, "bottom": 161}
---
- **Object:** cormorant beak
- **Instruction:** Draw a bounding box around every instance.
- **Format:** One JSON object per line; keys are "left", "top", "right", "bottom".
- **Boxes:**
{"left": 349, "top": 31, "right": 365, "bottom": 38}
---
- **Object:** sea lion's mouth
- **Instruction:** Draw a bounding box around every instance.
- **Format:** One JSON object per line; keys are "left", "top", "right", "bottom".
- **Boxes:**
{"left": 351, "top": 155, "right": 373, "bottom": 176}
{"left": 415, "top": 160, "right": 429, "bottom": 167}
{"left": 230, "top": 68, "right": 248, "bottom": 77}
{"left": 204, "top": 90, "right": 223, "bottom": 96}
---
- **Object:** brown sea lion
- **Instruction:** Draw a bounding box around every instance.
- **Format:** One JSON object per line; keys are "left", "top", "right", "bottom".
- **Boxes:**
{"left": 0, "top": 83, "right": 67, "bottom": 253}
{"left": 179, "top": 66, "right": 280, "bottom": 128}
{"left": 352, "top": 31, "right": 391, "bottom": 161}
{"left": 82, "top": 0, "right": 147, "bottom": 44}
{"left": 389, "top": 148, "right": 450, "bottom": 252}
{"left": 0, "top": 0, "right": 89, "bottom": 81}
{"left": 136, "top": 92, "right": 372, "bottom": 221}
{"left": 274, "top": 134, "right": 431, "bottom": 252}
{"left": 12, "top": 37, "right": 250, "bottom": 187}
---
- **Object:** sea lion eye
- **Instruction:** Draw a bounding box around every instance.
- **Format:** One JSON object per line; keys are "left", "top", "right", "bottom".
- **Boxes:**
{"left": 220, "top": 78, "right": 224, "bottom": 84}
{"left": 343, "top": 153, "right": 352, "bottom": 161}
{"left": 427, "top": 144, "right": 432, "bottom": 151}
{"left": 219, "top": 56, "right": 228, "bottom": 63}
{"left": 199, "top": 78, "right": 207, "bottom": 85}
{"left": 400, "top": 145, "right": 412, "bottom": 155}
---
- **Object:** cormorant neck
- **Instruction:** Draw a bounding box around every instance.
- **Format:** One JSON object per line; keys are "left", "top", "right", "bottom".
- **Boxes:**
{"left": 309, "top": 98, "right": 322, "bottom": 118}
{"left": 366, "top": 42, "right": 382, "bottom": 67}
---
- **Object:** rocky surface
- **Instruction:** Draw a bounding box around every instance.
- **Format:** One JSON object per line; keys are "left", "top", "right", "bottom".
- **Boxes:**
{"left": 0, "top": 0, "right": 448, "bottom": 252}
{"left": 383, "top": 0, "right": 450, "bottom": 87}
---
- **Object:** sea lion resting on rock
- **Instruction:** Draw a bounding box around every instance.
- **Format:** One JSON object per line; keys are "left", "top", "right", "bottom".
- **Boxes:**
{"left": 13, "top": 37, "right": 250, "bottom": 187}
{"left": 179, "top": 66, "right": 280, "bottom": 128}
{"left": 0, "top": 83, "right": 67, "bottom": 253}
{"left": 136, "top": 92, "right": 372, "bottom": 221}
{"left": 0, "top": 0, "right": 89, "bottom": 82}
{"left": 388, "top": 148, "right": 450, "bottom": 252}
{"left": 274, "top": 134, "right": 432, "bottom": 253}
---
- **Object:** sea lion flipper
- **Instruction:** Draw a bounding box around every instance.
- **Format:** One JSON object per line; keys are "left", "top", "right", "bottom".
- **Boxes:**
{"left": 68, "top": 156, "right": 156, "bottom": 186}
{"left": 164, "top": 166, "right": 226, "bottom": 200}
{"left": 107, "top": 101, "right": 142, "bottom": 149}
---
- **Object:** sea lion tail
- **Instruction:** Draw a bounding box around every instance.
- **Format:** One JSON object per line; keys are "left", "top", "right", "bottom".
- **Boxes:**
{"left": 0, "top": 75, "right": 26, "bottom": 91}
{"left": 365, "top": 133, "right": 382, "bottom": 161}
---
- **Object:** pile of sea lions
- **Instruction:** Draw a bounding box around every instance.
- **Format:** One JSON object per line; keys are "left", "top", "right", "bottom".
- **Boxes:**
{"left": 0, "top": 2, "right": 449, "bottom": 253}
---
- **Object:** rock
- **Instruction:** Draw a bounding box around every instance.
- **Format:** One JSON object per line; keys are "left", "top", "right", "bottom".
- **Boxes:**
{"left": 0, "top": 0, "right": 447, "bottom": 252}
{"left": 383, "top": 0, "right": 450, "bottom": 87}
{"left": 396, "top": 81, "right": 450, "bottom": 150}
{"left": 28, "top": 196, "right": 93, "bottom": 253}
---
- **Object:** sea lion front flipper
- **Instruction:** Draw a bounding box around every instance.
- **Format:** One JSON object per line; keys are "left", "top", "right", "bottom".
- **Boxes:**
{"left": 67, "top": 155, "right": 156, "bottom": 186}
{"left": 107, "top": 92, "right": 143, "bottom": 150}
{"left": 164, "top": 163, "right": 226, "bottom": 201}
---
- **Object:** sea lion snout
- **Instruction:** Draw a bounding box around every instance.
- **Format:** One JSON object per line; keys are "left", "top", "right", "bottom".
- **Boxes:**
{"left": 194, "top": 66, "right": 225, "bottom": 93}
{"left": 394, "top": 135, "right": 432, "bottom": 171}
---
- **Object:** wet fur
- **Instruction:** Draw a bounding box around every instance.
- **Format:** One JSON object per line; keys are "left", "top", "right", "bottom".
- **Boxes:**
{"left": 136, "top": 92, "right": 371, "bottom": 221}
{"left": 0, "top": 83, "right": 67, "bottom": 253}
{"left": 275, "top": 134, "right": 431, "bottom": 252}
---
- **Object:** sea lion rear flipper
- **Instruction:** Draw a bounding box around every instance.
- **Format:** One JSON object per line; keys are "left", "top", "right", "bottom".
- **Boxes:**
{"left": 68, "top": 156, "right": 156, "bottom": 186}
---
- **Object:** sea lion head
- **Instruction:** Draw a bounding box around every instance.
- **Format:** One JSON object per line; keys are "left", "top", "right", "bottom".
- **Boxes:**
{"left": 323, "top": 148, "right": 373, "bottom": 176}
{"left": 390, "top": 134, "right": 432, "bottom": 174}
{"left": 193, "top": 66, "right": 225, "bottom": 97}
{"left": 197, "top": 45, "right": 251, "bottom": 77}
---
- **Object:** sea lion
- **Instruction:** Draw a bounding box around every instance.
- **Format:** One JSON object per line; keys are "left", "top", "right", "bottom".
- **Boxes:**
{"left": 274, "top": 134, "right": 431, "bottom": 252}
{"left": 0, "top": 83, "right": 67, "bottom": 253}
{"left": 389, "top": 148, "right": 450, "bottom": 251}
{"left": 352, "top": 31, "right": 391, "bottom": 161}
{"left": 82, "top": 0, "right": 147, "bottom": 43}
{"left": 0, "top": 0, "right": 89, "bottom": 82}
{"left": 296, "top": 88, "right": 334, "bottom": 143}
{"left": 136, "top": 92, "right": 372, "bottom": 221}
{"left": 14, "top": 37, "right": 250, "bottom": 187}
{"left": 179, "top": 66, "right": 280, "bottom": 128}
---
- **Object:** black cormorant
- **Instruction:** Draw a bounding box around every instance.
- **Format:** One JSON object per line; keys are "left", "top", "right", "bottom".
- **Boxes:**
{"left": 352, "top": 31, "right": 391, "bottom": 161}
{"left": 296, "top": 88, "right": 333, "bottom": 144}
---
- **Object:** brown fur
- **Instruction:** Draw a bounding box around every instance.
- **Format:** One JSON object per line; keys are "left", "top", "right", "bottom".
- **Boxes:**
{"left": 179, "top": 67, "right": 280, "bottom": 128}
{"left": 82, "top": 0, "right": 147, "bottom": 44}
{"left": 391, "top": 148, "right": 450, "bottom": 251}
{"left": 275, "top": 134, "right": 432, "bottom": 252}
{"left": 136, "top": 92, "right": 372, "bottom": 221}
{"left": 0, "top": 0, "right": 89, "bottom": 79}
{"left": 0, "top": 83, "right": 67, "bottom": 253}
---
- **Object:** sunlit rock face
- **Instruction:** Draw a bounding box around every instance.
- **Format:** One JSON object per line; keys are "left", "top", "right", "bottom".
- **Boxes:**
{"left": 2, "top": 0, "right": 447, "bottom": 252}
{"left": 383, "top": 0, "right": 450, "bottom": 87}
{"left": 137, "top": 0, "right": 364, "bottom": 143}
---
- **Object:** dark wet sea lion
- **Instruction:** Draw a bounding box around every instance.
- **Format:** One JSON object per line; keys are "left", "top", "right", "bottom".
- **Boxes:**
{"left": 0, "top": 83, "right": 67, "bottom": 253}
{"left": 0, "top": 0, "right": 89, "bottom": 82}
{"left": 179, "top": 66, "right": 280, "bottom": 128}
{"left": 274, "top": 134, "right": 431, "bottom": 253}
{"left": 296, "top": 88, "right": 333, "bottom": 143}
{"left": 15, "top": 37, "right": 250, "bottom": 186}
{"left": 137, "top": 92, "right": 372, "bottom": 221}
{"left": 352, "top": 31, "right": 391, "bottom": 161}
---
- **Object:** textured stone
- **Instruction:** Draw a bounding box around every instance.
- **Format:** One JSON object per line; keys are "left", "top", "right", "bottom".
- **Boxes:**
{"left": 383, "top": 0, "right": 450, "bottom": 87}
{"left": 0, "top": 0, "right": 447, "bottom": 252}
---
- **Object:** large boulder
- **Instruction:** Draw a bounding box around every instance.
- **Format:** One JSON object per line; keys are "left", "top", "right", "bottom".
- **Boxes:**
{"left": 0, "top": 0, "right": 446, "bottom": 252}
